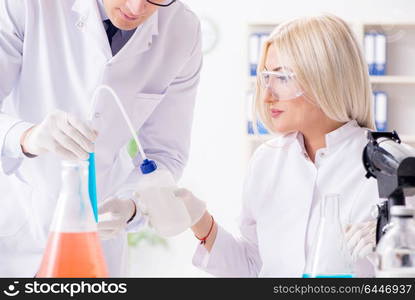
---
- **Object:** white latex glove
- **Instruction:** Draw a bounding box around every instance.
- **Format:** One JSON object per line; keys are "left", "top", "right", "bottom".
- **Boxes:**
{"left": 98, "top": 197, "right": 136, "bottom": 240}
{"left": 173, "top": 188, "right": 207, "bottom": 226}
{"left": 345, "top": 221, "right": 376, "bottom": 263}
{"left": 22, "top": 110, "right": 97, "bottom": 160}
{"left": 134, "top": 188, "right": 206, "bottom": 230}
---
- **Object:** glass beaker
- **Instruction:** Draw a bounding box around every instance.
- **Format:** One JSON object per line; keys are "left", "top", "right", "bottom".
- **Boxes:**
{"left": 37, "top": 161, "right": 108, "bottom": 277}
{"left": 303, "top": 194, "right": 354, "bottom": 278}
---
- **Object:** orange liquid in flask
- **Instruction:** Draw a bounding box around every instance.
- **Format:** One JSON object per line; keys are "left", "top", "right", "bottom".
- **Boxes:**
{"left": 37, "top": 232, "right": 108, "bottom": 277}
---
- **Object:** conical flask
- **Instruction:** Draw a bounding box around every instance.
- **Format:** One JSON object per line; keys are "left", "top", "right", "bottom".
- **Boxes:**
{"left": 37, "top": 161, "right": 108, "bottom": 277}
{"left": 303, "top": 194, "right": 354, "bottom": 278}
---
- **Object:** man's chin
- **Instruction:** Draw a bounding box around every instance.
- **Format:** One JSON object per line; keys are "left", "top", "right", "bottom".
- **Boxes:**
{"left": 112, "top": 19, "right": 139, "bottom": 30}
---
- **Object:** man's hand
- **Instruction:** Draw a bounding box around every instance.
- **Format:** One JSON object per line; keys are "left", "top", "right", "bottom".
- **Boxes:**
{"left": 98, "top": 197, "right": 136, "bottom": 240}
{"left": 21, "top": 110, "right": 97, "bottom": 160}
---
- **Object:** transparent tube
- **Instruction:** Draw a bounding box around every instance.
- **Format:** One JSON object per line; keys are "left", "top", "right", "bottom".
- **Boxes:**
{"left": 90, "top": 85, "right": 147, "bottom": 160}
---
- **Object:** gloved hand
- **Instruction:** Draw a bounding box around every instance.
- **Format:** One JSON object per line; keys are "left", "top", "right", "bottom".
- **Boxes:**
{"left": 98, "top": 197, "right": 136, "bottom": 240}
{"left": 135, "top": 188, "right": 206, "bottom": 230}
{"left": 22, "top": 110, "right": 97, "bottom": 160}
{"left": 344, "top": 221, "right": 376, "bottom": 263}
{"left": 173, "top": 188, "right": 207, "bottom": 226}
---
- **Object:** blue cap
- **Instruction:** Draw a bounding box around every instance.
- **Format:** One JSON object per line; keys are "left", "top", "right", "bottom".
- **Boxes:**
{"left": 140, "top": 159, "right": 157, "bottom": 174}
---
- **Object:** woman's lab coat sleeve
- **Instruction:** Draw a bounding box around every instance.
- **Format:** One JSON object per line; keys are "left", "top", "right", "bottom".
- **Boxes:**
{"left": 116, "top": 22, "right": 203, "bottom": 231}
{"left": 192, "top": 200, "right": 262, "bottom": 277}
{"left": 0, "top": 0, "right": 34, "bottom": 175}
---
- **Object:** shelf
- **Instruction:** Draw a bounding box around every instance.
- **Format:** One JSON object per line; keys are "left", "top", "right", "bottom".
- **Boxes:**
{"left": 363, "top": 22, "right": 415, "bottom": 29}
{"left": 370, "top": 76, "right": 415, "bottom": 85}
{"left": 250, "top": 76, "right": 415, "bottom": 85}
{"left": 247, "top": 134, "right": 415, "bottom": 144}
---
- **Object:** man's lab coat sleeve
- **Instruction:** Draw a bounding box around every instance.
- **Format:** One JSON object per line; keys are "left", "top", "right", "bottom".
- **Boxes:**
{"left": 117, "top": 21, "right": 203, "bottom": 232}
{"left": 0, "top": 0, "right": 34, "bottom": 175}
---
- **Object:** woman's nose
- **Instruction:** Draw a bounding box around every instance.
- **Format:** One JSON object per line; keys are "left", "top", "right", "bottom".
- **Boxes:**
{"left": 263, "top": 89, "right": 278, "bottom": 104}
{"left": 125, "top": 0, "right": 147, "bottom": 16}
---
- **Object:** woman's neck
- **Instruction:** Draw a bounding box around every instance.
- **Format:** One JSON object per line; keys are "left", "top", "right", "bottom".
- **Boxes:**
{"left": 301, "top": 120, "right": 346, "bottom": 163}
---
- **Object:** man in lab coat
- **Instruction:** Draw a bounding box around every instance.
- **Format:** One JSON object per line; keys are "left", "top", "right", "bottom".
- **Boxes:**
{"left": 0, "top": 0, "right": 202, "bottom": 277}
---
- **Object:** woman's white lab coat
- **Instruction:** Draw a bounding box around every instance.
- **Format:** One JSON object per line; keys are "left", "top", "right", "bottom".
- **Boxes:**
{"left": 0, "top": 0, "right": 202, "bottom": 277}
{"left": 193, "top": 121, "right": 392, "bottom": 277}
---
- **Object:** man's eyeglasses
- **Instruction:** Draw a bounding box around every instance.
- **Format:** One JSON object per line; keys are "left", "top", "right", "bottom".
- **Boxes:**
{"left": 147, "top": 0, "right": 177, "bottom": 7}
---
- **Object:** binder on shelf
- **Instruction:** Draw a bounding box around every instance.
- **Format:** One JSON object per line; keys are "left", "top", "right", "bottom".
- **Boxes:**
{"left": 249, "top": 32, "right": 270, "bottom": 77}
{"left": 364, "top": 32, "right": 376, "bottom": 75}
{"left": 373, "top": 91, "right": 388, "bottom": 132}
{"left": 249, "top": 33, "right": 260, "bottom": 76}
{"left": 374, "top": 32, "right": 387, "bottom": 76}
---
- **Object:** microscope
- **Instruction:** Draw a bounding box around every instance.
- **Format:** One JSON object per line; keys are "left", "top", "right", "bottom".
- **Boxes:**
{"left": 363, "top": 131, "right": 415, "bottom": 243}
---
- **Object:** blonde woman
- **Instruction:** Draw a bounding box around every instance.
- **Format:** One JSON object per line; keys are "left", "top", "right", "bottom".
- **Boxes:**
{"left": 141, "top": 14, "right": 381, "bottom": 276}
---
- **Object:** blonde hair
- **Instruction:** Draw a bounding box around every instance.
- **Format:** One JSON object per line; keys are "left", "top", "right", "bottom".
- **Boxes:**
{"left": 255, "top": 14, "right": 375, "bottom": 132}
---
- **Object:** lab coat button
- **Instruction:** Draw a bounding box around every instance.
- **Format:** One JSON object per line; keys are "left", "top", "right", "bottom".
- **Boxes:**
{"left": 76, "top": 21, "right": 84, "bottom": 28}
{"left": 94, "top": 112, "right": 101, "bottom": 118}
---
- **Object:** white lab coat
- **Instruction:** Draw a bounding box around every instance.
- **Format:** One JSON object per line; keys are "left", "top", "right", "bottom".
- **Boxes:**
{"left": 0, "top": 0, "right": 202, "bottom": 277}
{"left": 193, "top": 121, "right": 414, "bottom": 277}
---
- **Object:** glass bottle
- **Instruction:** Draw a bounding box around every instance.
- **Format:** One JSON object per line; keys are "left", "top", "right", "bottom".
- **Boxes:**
{"left": 303, "top": 194, "right": 354, "bottom": 278}
{"left": 376, "top": 206, "right": 415, "bottom": 277}
{"left": 37, "top": 161, "right": 108, "bottom": 277}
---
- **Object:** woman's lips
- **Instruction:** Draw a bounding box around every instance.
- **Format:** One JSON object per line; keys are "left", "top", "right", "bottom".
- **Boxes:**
{"left": 270, "top": 109, "right": 284, "bottom": 118}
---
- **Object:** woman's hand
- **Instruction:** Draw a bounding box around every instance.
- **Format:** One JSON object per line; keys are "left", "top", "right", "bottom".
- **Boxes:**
{"left": 174, "top": 188, "right": 207, "bottom": 226}
{"left": 344, "top": 221, "right": 376, "bottom": 263}
{"left": 173, "top": 189, "right": 218, "bottom": 251}
{"left": 133, "top": 188, "right": 208, "bottom": 237}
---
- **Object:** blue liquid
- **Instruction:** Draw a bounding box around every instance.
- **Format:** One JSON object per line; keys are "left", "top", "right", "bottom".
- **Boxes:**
{"left": 88, "top": 153, "right": 98, "bottom": 223}
{"left": 302, "top": 273, "right": 354, "bottom": 278}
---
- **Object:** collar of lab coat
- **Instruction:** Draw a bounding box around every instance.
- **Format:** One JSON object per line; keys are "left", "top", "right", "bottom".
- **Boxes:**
{"left": 96, "top": 0, "right": 139, "bottom": 39}
{"left": 297, "top": 120, "right": 360, "bottom": 154}
{"left": 269, "top": 120, "right": 361, "bottom": 154}
{"left": 71, "top": 0, "right": 159, "bottom": 60}
{"left": 324, "top": 119, "right": 360, "bottom": 149}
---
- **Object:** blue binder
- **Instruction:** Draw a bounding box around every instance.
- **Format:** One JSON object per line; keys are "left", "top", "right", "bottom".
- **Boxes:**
{"left": 374, "top": 33, "right": 387, "bottom": 76}
{"left": 364, "top": 32, "right": 376, "bottom": 75}
{"left": 249, "top": 33, "right": 260, "bottom": 76}
{"left": 374, "top": 91, "right": 388, "bottom": 131}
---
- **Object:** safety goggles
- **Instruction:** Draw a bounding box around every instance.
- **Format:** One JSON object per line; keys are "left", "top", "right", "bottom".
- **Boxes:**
{"left": 259, "top": 70, "right": 304, "bottom": 101}
{"left": 146, "top": 0, "right": 176, "bottom": 7}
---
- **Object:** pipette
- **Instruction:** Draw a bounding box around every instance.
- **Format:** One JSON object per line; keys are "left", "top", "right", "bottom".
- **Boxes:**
{"left": 88, "top": 85, "right": 158, "bottom": 221}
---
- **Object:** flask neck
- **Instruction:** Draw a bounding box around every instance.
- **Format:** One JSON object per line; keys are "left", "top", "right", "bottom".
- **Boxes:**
{"left": 61, "top": 163, "right": 87, "bottom": 195}
{"left": 50, "top": 161, "right": 96, "bottom": 232}
{"left": 320, "top": 194, "right": 340, "bottom": 220}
